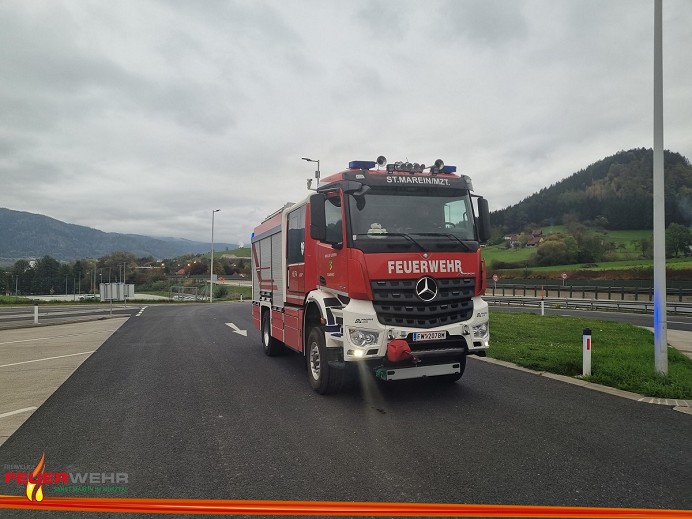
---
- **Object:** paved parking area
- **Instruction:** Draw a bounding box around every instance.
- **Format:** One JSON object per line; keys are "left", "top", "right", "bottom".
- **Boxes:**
{"left": 0, "top": 317, "right": 128, "bottom": 446}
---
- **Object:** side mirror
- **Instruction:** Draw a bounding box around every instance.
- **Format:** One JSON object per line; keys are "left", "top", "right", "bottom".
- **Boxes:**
{"left": 477, "top": 197, "right": 491, "bottom": 243}
{"left": 309, "top": 193, "right": 326, "bottom": 241}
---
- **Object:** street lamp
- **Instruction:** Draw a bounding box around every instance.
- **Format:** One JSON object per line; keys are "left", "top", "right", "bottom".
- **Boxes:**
{"left": 210, "top": 209, "right": 221, "bottom": 303}
{"left": 302, "top": 157, "right": 320, "bottom": 189}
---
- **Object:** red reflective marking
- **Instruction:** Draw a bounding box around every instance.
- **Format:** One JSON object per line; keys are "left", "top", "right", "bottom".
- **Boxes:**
{"left": 0, "top": 495, "right": 690, "bottom": 517}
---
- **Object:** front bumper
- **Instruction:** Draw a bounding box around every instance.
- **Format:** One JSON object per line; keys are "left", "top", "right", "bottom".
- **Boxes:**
{"left": 338, "top": 297, "right": 490, "bottom": 363}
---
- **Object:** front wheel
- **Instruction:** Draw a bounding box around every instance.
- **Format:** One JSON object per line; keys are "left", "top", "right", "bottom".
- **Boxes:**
{"left": 306, "top": 327, "right": 343, "bottom": 394}
{"left": 261, "top": 311, "right": 282, "bottom": 356}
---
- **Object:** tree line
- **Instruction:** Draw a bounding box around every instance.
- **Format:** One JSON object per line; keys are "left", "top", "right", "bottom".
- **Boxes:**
{"left": 1, "top": 251, "right": 251, "bottom": 296}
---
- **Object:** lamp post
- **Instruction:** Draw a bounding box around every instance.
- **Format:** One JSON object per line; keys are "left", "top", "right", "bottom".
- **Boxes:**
{"left": 210, "top": 209, "right": 220, "bottom": 303}
{"left": 302, "top": 157, "right": 320, "bottom": 188}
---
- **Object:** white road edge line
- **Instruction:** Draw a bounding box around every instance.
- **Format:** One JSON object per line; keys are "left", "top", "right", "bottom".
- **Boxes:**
{"left": 0, "top": 407, "right": 38, "bottom": 419}
{"left": 0, "top": 327, "right": 125, "bottom": 346}
{"left": 0, "top": 351, "right": 95, "bottom": 368}
{"left": 136, "top": 306, "right": 148, "bottom": 317}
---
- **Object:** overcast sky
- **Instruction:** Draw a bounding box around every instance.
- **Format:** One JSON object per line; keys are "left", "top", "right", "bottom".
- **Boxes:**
{"left": 1, "top": 0, "right": 690, "bottom": 246}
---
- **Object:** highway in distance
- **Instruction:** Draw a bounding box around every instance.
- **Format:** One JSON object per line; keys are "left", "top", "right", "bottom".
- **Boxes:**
{"left": 0, "top": 303, "right": 690, "bottom": 516}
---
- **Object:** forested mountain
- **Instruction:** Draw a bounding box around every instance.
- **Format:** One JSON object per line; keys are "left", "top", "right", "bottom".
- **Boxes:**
{"left": 490, "top": 148, "right": 692, "bottom": 233}
{"left": 0, "top": 208, "right": 237, "bottom": 261}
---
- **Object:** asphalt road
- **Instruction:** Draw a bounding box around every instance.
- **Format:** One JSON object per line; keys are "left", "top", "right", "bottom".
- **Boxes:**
{"left": 0, "top": 303, "right": 690, "bottom": 517}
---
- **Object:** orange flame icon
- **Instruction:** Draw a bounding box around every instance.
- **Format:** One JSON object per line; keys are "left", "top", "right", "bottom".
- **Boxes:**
{"left": 26, "top": 452, "right": 45, "bottom": 502}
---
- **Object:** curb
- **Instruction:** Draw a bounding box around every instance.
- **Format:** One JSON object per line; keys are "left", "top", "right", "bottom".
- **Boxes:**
{"left": 469, "top": 356, "right": 692, "bottom": 415}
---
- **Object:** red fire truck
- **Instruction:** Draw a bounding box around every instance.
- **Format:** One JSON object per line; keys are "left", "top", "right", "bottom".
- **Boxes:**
{"left": 251, "top": 157, "right": 491, "bottom": 394}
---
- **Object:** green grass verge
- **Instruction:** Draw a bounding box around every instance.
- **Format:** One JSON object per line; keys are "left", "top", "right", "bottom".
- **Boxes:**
{"left": 489, "top": 312, "right": 692, "bottom": 399}
{"left": 482, "top": 245, "right": 535, "bottom": 264}
{"left": 0, "top": 296, "right": 36, "bottom": 305}
{"left": 214, "top": 285, "right": 251, "bottom": 300}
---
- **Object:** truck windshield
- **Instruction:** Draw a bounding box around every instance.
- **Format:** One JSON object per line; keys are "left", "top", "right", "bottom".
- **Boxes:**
{"left": 347, "top": 189, "right": 478, "bottom": 253}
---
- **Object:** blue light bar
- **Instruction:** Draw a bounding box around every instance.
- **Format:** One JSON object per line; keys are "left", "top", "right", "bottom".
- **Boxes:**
{"left": 442, "top": 165, "right": 457, "bottom": 173}
{"left": 349, "top": 160, "right": 377, "bottom": 170}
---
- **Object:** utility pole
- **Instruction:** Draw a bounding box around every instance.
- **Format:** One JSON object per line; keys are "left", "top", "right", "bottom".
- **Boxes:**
{"left": 210, "top": 209, "right": 220, "bottom": 303}
{"left": 652, "top": 0, "right": 667, "bottom": 374}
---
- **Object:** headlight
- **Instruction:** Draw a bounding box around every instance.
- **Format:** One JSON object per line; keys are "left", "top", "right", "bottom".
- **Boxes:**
{"left": 473, "top": 322, "right": 489, "bottom": 338}
{"left": 349, "top": 329, "right": 380, "bottom": 347}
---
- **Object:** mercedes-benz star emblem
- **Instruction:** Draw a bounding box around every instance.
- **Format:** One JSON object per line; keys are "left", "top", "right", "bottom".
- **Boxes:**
{"left": 415, "top": 277, "right": 438, "bottom": 302}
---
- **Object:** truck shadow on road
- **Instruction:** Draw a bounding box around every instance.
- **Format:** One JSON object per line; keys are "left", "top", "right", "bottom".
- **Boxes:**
{"left": 271, "top": 347, "right": 482, "bottom": 410}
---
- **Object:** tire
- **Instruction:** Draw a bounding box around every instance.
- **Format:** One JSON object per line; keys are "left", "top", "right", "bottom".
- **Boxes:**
{"left": 433, "top": 355, "right": 467, "bottom": 383}
{"left": 306, "top": 327, "right": 343, "bottom": 394}
{"left": 261, "top": 311, "right": 282, "bottom": 356}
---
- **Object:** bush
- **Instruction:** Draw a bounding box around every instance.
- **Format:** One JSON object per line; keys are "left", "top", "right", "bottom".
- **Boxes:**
{"left": 214, "top": 285, "right": 229, "bottom": 298}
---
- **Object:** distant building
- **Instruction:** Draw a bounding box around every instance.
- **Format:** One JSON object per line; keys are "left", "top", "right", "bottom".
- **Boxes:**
{"left": 504, "top": 229, "right": 543, "bottom": 248}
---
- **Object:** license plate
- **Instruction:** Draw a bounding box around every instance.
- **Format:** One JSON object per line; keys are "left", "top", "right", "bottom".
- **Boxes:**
{"left": 412, "top": 331, "right": 447, "bottom": 342}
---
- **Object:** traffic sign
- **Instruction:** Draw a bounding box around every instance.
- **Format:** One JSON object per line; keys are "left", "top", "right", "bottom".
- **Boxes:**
{"left": 492, "top": 274, "right": 499, "bottom": 282}
{"left": 561, "top": 272, "right": 568, "bottom": 280}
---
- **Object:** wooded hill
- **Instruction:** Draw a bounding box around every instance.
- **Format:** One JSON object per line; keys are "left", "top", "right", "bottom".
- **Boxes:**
{"left": 0, "top": 208, "right": 238, "bottom": 262}
{"left": 490, "top": 148, "right": 692, "bottom": 233}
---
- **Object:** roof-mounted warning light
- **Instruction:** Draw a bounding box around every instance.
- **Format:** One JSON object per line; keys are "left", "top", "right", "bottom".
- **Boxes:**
{"left": 462, "top": 174, "right": 474, "bottom": 191}
{"left": 348, "top": 160, "right": 377, "bottom": 170}
{"left": 430, "top": 158, "right": 444, "bottom": 175}
{"left": 385, "top": 161, "right": 426, "bottom": 174}
{"left": 379, "top": 157, "right": 455, "bottom": 175}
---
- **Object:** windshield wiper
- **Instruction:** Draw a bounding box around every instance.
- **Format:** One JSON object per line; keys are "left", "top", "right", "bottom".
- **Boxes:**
{"left": 409, "top": 232, "right": 472, "bottom": 251}
{"left": 353, "top": 232, "right": 427, "bottom": 252}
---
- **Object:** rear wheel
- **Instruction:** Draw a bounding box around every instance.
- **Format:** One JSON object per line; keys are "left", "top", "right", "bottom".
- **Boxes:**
{"left": 261, "top": 311, "right": 282, "bottom": 356}
{"left": 306, "top": 327, "right": 343, "bottom": 394}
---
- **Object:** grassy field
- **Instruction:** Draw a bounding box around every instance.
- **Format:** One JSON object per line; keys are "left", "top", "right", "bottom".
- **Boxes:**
{"left": 483, "top": 225, "right": 691, "bottom": 279}
{"left": 222, "top": 247, "right": 250, "bottom": 257}
{"left": 489, "top": 312, "right": 692, "bottom": 399}
{"left": 482, "top": 245, "right": 535, "bottom": 264}
{"left": 484, "top": 228, "right": 657, "bottom": 266}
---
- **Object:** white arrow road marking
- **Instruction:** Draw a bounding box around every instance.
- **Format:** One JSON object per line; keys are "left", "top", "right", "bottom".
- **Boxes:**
{"left": 225, "top": 322, "right": 247, "bottom": 336}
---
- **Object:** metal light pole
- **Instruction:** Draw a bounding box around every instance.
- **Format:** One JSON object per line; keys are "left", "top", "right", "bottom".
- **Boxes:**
{"left": 653, "top": 0, "right": 667, "bottom": 374}
{"left": 302, "top": 157, "right": 321, "bottom": 188}
{"left": 210, "top": 209, "right": 220, "bottom": 303}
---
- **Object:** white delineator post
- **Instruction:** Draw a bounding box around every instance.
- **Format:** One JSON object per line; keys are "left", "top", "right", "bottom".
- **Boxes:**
{"left": 34, "top": 305, "right": 39, "bottom": 324}
{"left": 583, "top": 328, "right": 592, "bottom": 377}
{"left": 541, "top": 285, "right": 545, "bottom": 316}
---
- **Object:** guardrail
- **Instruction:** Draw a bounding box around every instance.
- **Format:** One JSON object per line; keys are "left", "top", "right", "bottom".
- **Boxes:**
{"left": 0, "top": 304, "right": 135, "bottom": 330}
{"left": 489, "top": 284, "right": 692, "bottom": 302}
{"left": 485, "top": 296, "right": 692, "bottom": 315}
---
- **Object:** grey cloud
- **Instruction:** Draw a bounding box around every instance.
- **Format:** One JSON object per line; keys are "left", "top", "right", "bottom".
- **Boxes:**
{"left": 440, "top": 0, "right": 529, "bottom": 47}
{"left": 0, "top": 1, "right": 690, "bottom": 246}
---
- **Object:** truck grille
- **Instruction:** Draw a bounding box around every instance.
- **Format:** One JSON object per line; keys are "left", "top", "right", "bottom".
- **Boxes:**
{"left": 370, "top": 278, "right": 475, "bottom": 329}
